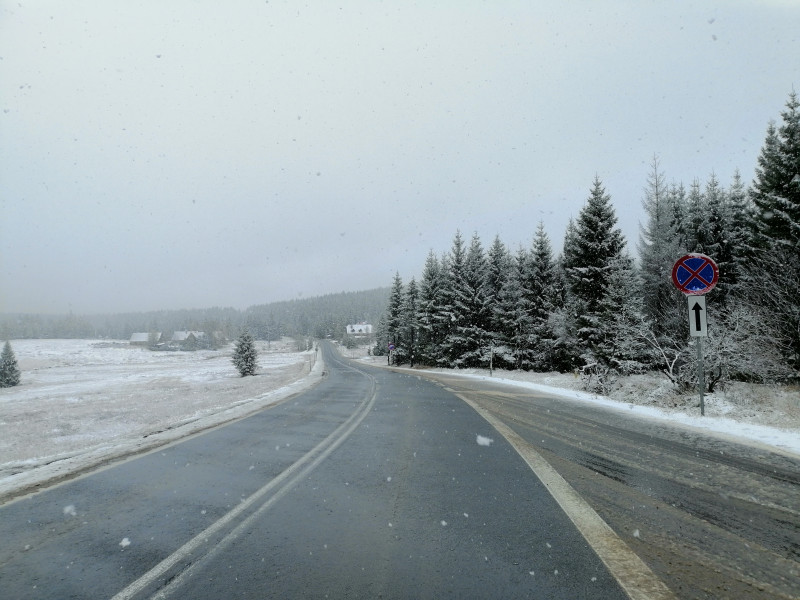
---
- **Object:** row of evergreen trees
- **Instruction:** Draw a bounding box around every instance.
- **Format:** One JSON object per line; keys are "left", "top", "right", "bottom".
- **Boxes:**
{"left": 377, "top": 92, "right": 800, "bottom": 391}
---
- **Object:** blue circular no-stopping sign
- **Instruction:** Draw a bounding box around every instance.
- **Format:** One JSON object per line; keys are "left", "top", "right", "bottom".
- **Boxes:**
{"left": 671, "top": 253, "right": 719, "bottom": 295}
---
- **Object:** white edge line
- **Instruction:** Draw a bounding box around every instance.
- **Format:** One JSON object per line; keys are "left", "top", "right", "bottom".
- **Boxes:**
{"left": 456, "top": 392, "right": 677, "bottom": 600}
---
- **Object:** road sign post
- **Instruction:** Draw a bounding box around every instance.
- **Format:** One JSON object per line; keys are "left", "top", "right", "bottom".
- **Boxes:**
{"left": 672, "top": 254, "right": 719, "bottom": 416}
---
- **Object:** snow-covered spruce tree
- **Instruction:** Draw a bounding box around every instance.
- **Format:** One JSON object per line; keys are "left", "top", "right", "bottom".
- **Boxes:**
{"left": 683, "top": 179, "right": 710, "bottom": 254}
{"left": 751, "top": 91, "right": 800, "bottom": 251}
{"left": 550, "top": 221, "right": 581, "bottom": 372}
{"left": 486, "top": 235, "right": 512, "bottom": 367}
{"left": 1, "top": 341, "right": 21, "bottom": 387}
{"left": 495, "top": 248, "right": 529, "bottom": 369}
{"left": 596, "top": 255, "right": 651, "bottom": 376}
{"left": 232, "top": 330, "right": 258, "bottom": 377}
{"left": 437, "top": 231, "right": 467, "bottom": 367}
{"left": 415, "top": 251, "right": 445, "bottom": 365}
{"left": 562, "top": 177, "right": 628, "bottom": 371}
{"left": 703, "top": 173, "right": 736, "bottom": 304}
{"left": 748, "top": 91, "right": 800, "bottom": 371}
{"left": 638, "top": 157, "right": 685, "bottom": 339}
{"left": 438, "top": 232, "right": 490, "bottom": 368}
{"left": 525, "top": 222, "right": 559, "bottom": 371}
{"left": 457, "top": 232, "right": 492, "bottom": 368}
{"left": 432, "top": 252, "right": 454, "bottom": 367}
{"left": 372, "top": 314, "right": 388, "bottom": 357}
{"left": 398, "top": 277, "right": 419, "bottom": 366}
{"left": 667, "top": 182, "right": 689, "bottom": 251}
{"left": 385, "top": 272, "right": 405, "bottom": 363}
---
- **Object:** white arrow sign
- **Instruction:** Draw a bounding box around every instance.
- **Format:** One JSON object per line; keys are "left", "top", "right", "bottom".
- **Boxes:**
{"left": 688, "top": 295, "right": 707, "bottom": 337}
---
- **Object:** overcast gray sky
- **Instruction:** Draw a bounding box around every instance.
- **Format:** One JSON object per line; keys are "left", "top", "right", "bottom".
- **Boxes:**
{"left": 1, "top": 1, "right": 798, "bottom": 315}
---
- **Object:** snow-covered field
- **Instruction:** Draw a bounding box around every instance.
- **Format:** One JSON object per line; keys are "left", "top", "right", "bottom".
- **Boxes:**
{"left": 0, "top": 339, "right": 321, "bottom": 501}
{"left": 345, "top": 347, "right": 800, "bottom": 458}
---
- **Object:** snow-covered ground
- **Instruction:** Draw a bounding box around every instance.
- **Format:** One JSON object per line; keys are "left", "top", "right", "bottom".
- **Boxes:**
{"left": 0, "top": 339, "right": 322, "bottom": 501}
{"left": 2, "top": 339, "right": 797, "bottom": 503}
{"left": 343, "top": 347, "right": 800, "bottom": 458}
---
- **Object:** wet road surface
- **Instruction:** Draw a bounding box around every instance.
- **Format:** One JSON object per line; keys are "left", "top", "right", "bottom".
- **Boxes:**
{"left": 0, "top": 344, "right": 631, "bottom": 599}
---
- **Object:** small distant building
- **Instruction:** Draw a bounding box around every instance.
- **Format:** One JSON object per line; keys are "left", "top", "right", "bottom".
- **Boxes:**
{"left": 345, "top": 323, "right": 373, "bottom": 337}
{"left": 130, "top": 332, "right": 161, "bottom": 346}
{"left": 171, "top": 331, "right": 205, "bottom": 343}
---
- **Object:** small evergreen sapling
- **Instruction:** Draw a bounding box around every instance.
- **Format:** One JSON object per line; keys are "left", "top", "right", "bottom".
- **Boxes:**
{"left": 232, "top": 330, "right": 258, "bottom": 376}
{"left": 1, "top": 341, "right": 21, "bottom": 387}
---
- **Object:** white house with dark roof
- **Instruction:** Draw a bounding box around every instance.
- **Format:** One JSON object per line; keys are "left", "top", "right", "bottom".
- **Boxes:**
{"left": 345, "top": 323, "right": 373, "bottom": 337}
{"left": 171, "top": 331, "right": 205, "bottom": 342}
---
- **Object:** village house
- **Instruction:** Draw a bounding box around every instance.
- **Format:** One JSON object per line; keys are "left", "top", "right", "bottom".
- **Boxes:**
{"left": 170, "top": 331, "right": 205, "bottom": 343}
{"left": 345, "top": 323, "right": 373, "bottom": 337}
{"left": 129, "top": 332, "right": 161, "bottom": 346}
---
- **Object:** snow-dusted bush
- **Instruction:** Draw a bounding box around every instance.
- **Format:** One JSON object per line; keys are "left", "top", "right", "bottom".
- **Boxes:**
{"left": 678, "top": 302, "right": 796, "bottom": 393}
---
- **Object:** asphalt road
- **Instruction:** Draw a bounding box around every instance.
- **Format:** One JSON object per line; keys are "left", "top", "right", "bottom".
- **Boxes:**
{"left": 0, "top": 343, "right": 797, "bottom": 599}
{"left": 421, "top": 371, "right": 800, "bottom": 600}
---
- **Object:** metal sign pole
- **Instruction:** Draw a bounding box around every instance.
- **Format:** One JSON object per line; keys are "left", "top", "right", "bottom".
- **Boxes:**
{"left": 697, "top": 338, "right": 705, "bottom": 416}
{"left": 673, "top": 254, "right": 718, "bottom": 417}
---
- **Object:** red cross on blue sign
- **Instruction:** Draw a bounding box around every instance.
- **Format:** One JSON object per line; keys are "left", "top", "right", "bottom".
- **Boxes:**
{"left": 671, "top": 253, "right": 719, "bottom": 295}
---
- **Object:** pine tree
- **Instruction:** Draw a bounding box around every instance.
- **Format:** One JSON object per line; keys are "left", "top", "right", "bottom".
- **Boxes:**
{"left": 232, "top": 330, "right": 258, "bottom": 376}
{"left": 749, "top": 91, "right": 800, "bottom": 370}
{"left": 400, "top": 277, "right": 419, "bottom": 366}
{"left": 638, "top": 157, "right": 684, "bottom": 338}
{"left": 596, "top": 255, "right": 651, "bottom": 375}
{"left": 527, "top": 222, "right": 559, "bottom": 370}
{"left": 726, "top": 170, "right": 757, "bottom": 297}
{"left": 416, "top": 251, "right": 445, "bottom": 365}
{"left": 433, "top": 252, "right": 454, "bottom": 367}
{"left": 494, "top": 249, "right": 528, "bottom": 369}
{"left": 486, "top": 235, "right": 511, "bottom": 343}
{"left": 457, "top": 232, "right": 492, "bottom": 367}
{"left": 385, "top": 272, "right": 405, "bottom": 363}
{"left": 751, "top": 91, "right": 800, "bottom": 250}
{"left": 549, "top": 254, "right": 581, "bottom": 373}
{"left": 0, "top": 341, "right": 21, "bottom": 387}
{"left": 668, "top": 182, "right": 689, "bottom": 251}
{"left": 563, "top": 177, "right": 627, "bottom": 367}
{"left": 438, "top": 232, "right": 468, "bottom": 367}
{"left": 372, "top": 314, "right": 389, "bottom": 357}
{"left": 684, "top": 179, "right": 709, "bottom": 253}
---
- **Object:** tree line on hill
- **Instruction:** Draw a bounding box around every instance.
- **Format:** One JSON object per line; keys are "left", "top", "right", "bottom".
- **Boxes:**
{"left": 376, "top": 91, "right": 800, "bottom": 393}
{"left": 0, "top": 288, "right": 388, "bottom": 346}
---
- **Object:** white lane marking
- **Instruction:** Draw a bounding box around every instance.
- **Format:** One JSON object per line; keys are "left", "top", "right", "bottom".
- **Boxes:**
{"left": 456, "top": 392, "right": 677, "bottom": 600}
{"left": 111, "top": 378, "right": 377, "bottom": 600}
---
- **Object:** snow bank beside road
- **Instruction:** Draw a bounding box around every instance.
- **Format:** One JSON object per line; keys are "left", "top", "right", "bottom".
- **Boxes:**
{"left": 460, "top": 372, "right": 800, "bottom": 457}
{"left": 0, "top": 339, "right": 323, "bottom": 502}
{"left": 354, "top": 353, "right": 800, "bottom": 458}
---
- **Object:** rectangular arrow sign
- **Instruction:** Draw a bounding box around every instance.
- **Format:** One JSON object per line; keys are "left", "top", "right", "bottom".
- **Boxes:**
{"left": 688, "top": 295, "right": 707, "bottom": 337}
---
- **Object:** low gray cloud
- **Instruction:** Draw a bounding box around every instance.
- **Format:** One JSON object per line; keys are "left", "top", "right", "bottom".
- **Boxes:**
{"left": 1, "top": 1, "right": 797, "bottom": 314}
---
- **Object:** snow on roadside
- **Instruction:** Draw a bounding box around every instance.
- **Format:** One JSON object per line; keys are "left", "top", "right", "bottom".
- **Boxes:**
{"left": 0, "top": 339, "right": 323, "bottom": 501}
{"left": 355, "top": 352, "right": 800, "bottom": 458}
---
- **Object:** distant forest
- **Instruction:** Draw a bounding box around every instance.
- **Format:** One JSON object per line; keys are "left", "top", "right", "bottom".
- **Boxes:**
{"left": 0, "top": 288, "right": 389, "bottom": 344}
